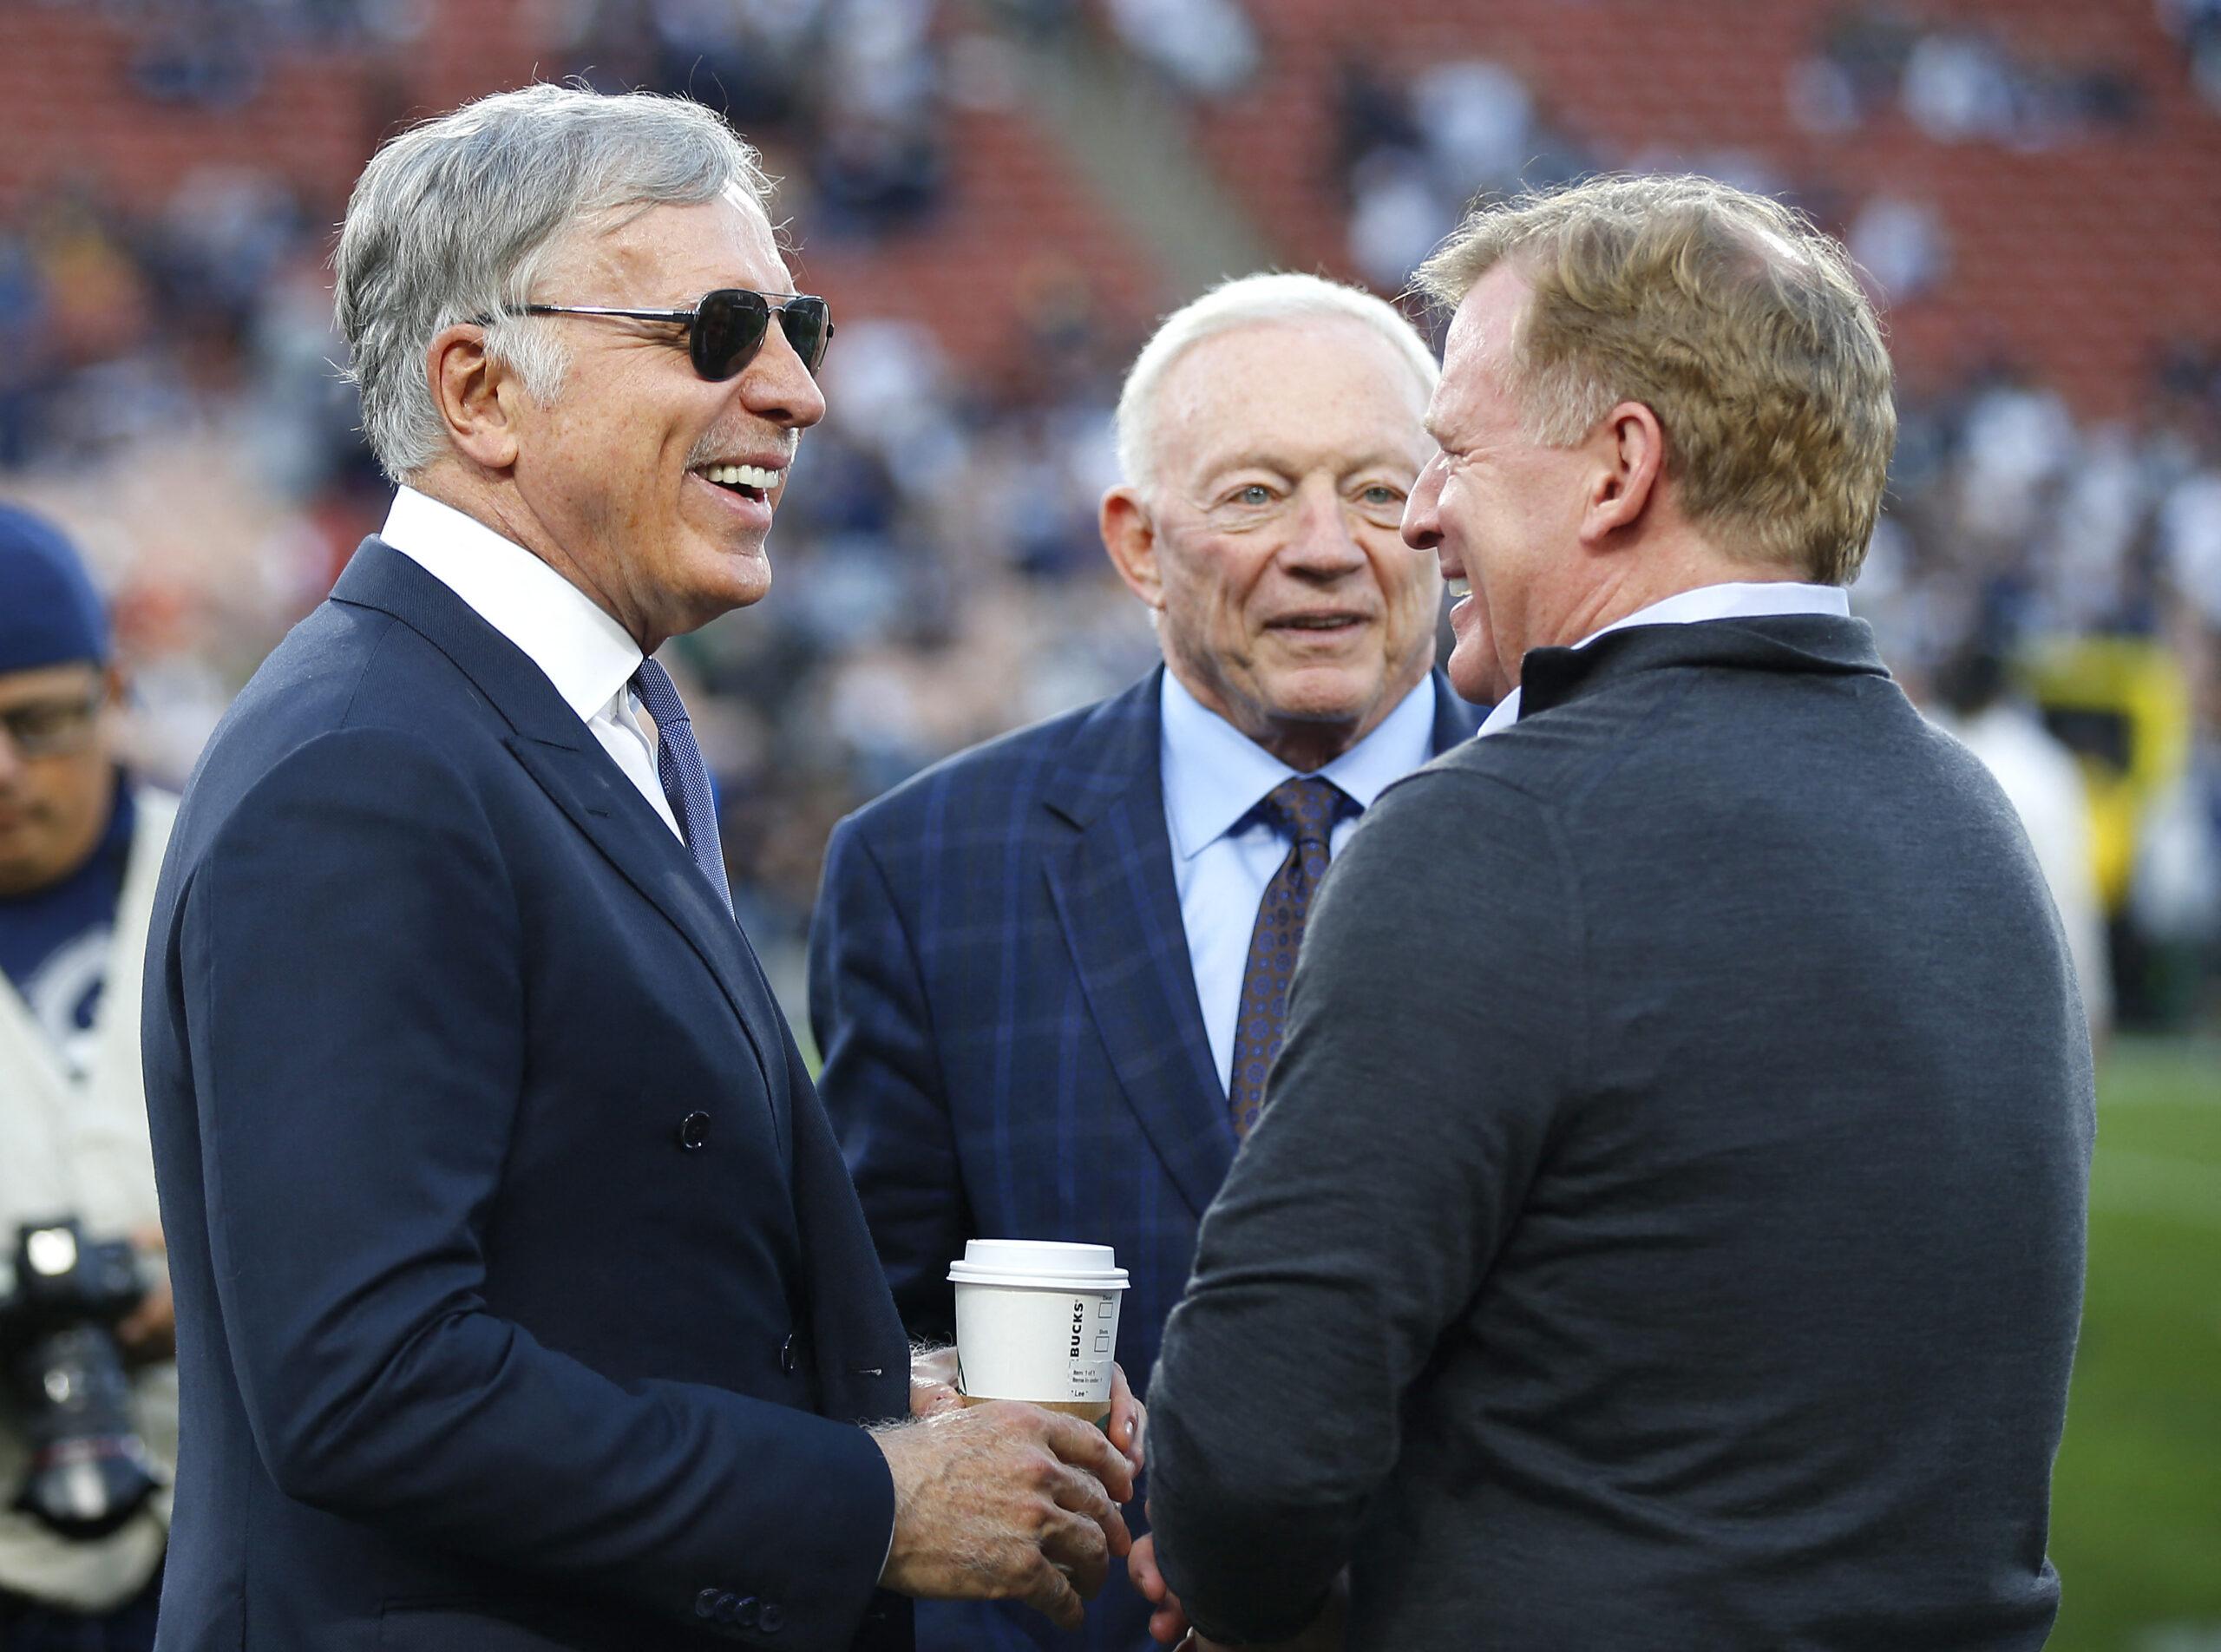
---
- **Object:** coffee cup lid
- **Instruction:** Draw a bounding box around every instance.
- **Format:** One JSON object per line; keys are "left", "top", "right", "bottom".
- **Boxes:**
{"left": 947, "top": 1238, "right": 1129, "bottom": 1290}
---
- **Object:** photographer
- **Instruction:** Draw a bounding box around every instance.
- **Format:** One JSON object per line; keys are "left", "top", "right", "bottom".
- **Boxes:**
{"left": 0, "top": 503, "right": 175, "bottom": 1651}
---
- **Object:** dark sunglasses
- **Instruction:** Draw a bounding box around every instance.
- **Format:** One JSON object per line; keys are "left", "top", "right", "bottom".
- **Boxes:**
{"left": 497, "top": 288, "right": 833, "bottom": 379}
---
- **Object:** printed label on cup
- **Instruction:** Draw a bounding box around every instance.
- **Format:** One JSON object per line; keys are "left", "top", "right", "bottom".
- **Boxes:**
{"left": 947, "top": 1240, "right": 1129, "bottom": 1419}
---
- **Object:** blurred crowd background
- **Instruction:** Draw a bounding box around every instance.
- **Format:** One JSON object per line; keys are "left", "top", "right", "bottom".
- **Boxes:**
{"left": 2, "top": 0, "right": 2218, "bottom": 1646}
{"left": 3, "top": 0, "right": 2219, "bottom": 1029}
{"left": 4, "top": 0, "right": 2220, "bottom": 1031}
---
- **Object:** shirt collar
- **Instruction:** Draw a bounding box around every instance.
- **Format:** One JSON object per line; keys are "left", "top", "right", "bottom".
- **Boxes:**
{"left": 1477, "top": 580, "right": 1851, "bottom": 738}
{"left": 379, "top": 486, "right": 645, "bottom": 722}
{"left": 1582, "top": 580, "right": 1851, "bottom": 639}
{"left": 1160, "top": 669, "right": 1437, "bottom": 862}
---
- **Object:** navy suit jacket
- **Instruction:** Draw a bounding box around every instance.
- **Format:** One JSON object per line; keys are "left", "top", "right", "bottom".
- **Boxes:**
{"left": 807, "top": 667, "right": 1478, "bottom": 1652}
{"left": 141, "top": 540, "right": 913, "bottom": 1652}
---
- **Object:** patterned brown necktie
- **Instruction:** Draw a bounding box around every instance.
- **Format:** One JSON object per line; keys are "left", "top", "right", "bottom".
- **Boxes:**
{"left": 1228, "top": 777, "right": 1346, "bottom": 1138}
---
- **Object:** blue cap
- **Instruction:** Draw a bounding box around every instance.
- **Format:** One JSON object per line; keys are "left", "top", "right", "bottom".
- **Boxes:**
{"left": 0, "top": 503, "right": 110, "bottom": 673}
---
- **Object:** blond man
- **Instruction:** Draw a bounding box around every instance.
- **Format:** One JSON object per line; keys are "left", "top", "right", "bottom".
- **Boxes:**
{"left": 1136, "top": 175, "right": 2094, "bottom": 1652}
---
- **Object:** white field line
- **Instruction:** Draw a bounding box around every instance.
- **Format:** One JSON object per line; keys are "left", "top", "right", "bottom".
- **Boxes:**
{"left": 2101, "top": 1083, "right": 2221, "bottom": 1108}
{"left": 2137, "top": 1623, "right": 2221, "bottom": 1652}
{"left": 2098, "top": 1041, "right": 2221, "bottom": 1104}
{"left": 2090, "top": 1150, "right": 2221, "bottom": 1229}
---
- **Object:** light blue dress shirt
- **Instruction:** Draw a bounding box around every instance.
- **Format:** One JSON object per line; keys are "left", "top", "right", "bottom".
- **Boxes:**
{"left": 1160, "top": 671, "right": 1438, "bottom": 1095}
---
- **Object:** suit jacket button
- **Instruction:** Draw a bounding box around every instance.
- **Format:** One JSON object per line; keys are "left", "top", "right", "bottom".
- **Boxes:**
{"left": 695, "top": 1588, "right": 720, "bottom": 1619}
{"left": 735, "top": 1596, "right": 760, "bottom": 1628}
{"left": 758, "top": 1601, "right": 783, "bottom": 1633}
{"left": 779, "top": 1332, "right": 798, "bottom": 1374}
{"left": 713, "top": 1591, "right": 741, "bottom": 1623}
{"left": 678, "top": 1111, "right": 712, "bottom": 1150}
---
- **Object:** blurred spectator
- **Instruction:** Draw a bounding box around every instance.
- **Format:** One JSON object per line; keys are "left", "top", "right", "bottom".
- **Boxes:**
{"left": 1902, "top": 30, "right": 2022, "bottom": 141}
{"left": 1101, "top": 0, "right": 1258, "bottom": 96}
{"left": 0, "top": 506, "right": 177, "bottom": 1652}
{"left": 542, "top": 0, "right": 956, "bottom": 234}
{"left": 0, "top": 230, "right": 44, "bottom": 469}
{"left": 2159, "top": 0, "right": 2221, "bottom": 111}
{"left": 1848, "top": 192, "right": 1949, "bottom": 301}
{"left": 1793, "top": 8, "right": 2146, "bottom": 143}
{"left": 2160, "top": 455, "right": 2221, "bottom": 629}
{"left": 645, "top": 0, "right": 824, "bottom": 123}
{"left": 121, "top": 0, "right": 427, "bottom": 106}
{"left": 2127, "top": 762, "right": 2221, "bottom": 1014}
{"left": 1930, "top": 640, "right": 2115, "bottom": 1047}
{"left": 1412, "top": 59, "right": 1534, "bottom": 187}
{"left": 1346, "top": 148, "right": 1447, "bottom": 292}
{"left": 1338, "top": 56, "right": 1595, "bottom": 288}
{"left": 1806, "top": 3, "right": 1923, "bottom": 127}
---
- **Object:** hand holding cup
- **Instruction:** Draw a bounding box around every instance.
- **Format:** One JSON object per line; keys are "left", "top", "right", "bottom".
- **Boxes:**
{"left": 873, "top": 1400, "right": 1134, "bottom": 1629}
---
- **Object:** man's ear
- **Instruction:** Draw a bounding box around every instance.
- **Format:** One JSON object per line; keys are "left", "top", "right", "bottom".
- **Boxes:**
{"left": 1579, "top": 400, "right": 1667, "bottom": 547}
{"left": 1100, "top": 488, "right": 1165, "bottom": 612}
{"left": 427, "top": 324, "right": 521, "bottom": 471}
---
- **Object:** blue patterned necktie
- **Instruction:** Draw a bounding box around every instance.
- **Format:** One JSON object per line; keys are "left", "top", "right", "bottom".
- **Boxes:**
{"left": 630, "top": 658, "right": 734, "bottom": 914}
{"left": 1228, "top": 777, "right": 1347, "bottom": 1138}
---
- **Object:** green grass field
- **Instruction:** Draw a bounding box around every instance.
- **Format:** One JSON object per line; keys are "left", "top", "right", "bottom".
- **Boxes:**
{"left": 2047, "top": 1036, "right": 2221, "bottom": 1652}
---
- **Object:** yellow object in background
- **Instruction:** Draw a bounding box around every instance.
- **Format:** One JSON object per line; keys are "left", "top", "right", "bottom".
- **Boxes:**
{"left": 2021, "top": 637, "right": 2193, "bottom": 914}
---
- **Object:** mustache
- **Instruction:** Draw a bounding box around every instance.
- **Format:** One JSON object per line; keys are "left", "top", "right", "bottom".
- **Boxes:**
{"left": 685, "top": 428, "right": 797, "bottom": 469}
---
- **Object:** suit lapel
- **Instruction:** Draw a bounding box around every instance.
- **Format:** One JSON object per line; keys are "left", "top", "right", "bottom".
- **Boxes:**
{"left": 330, "top": 540, "right": 785, "bottom": 1141}
{"left": 1041, "top": 672, "right": 1233, "bottom": 1218}
{"left": 502, "top": 738, "right": 783, "bottom": 1137}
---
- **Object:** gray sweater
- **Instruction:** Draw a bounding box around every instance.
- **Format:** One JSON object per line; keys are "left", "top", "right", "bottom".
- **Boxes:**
{"left": 1147, "top": 614, "right": 2094, "bottom": 1652}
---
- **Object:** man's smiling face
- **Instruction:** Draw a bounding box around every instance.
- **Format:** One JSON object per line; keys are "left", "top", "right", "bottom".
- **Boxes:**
{"left": 1128, "top": 315, "right": 1440, "bottom": 761}
{"left": 498, "top": 186, "right": 826, "bottom": 650}
{"left": 1403, "top": 261, "right": 1600, "bottom": 703}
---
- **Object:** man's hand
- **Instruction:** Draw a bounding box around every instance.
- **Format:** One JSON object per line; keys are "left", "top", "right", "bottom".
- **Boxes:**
{"left": 1128, "top": 1531, "right": 1190, "bottom": 1646}
{"left": 873, "top": 1400, "right": 1137, "bottom": 1630}
{"left": 1107, "top": 1360, "right": 1146, "bottom": 1477}
{"left": 115, "top": 1225, "right": 174, "bottom": 1362}
{"left": 908, "top": 1347, "right": 1147, "bottom": 1475}
{"left": 1129, "top": 1531, "right": 1346, "bottom": 1651}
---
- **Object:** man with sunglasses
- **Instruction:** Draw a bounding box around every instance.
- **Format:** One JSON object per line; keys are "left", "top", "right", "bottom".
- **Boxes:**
{"left": 141, "top": 85, "right": 1137, "bottom": 1652}
{"left": 0, "top": 503, "right": 176, "bottom": 1652}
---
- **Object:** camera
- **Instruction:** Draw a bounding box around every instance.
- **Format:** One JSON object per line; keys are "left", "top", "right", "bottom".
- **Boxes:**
{"left": 0, "top": 1219, "right": 162, "bottom": 1539}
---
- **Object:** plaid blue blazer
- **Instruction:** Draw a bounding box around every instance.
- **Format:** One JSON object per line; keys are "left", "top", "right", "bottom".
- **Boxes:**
{"left": 808, "top": 666, "right": 1477, "bottom": 1652}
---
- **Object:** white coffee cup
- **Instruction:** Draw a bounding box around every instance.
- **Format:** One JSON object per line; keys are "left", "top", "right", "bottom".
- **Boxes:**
{"left": 947, "top": 1240, "right": 1130, "bottom": 1419}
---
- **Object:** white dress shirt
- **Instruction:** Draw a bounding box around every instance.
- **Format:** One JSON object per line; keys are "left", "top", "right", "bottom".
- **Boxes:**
{"left": 1476, "top": 580, "right": 1853, "bottom": 738}
{"left": 1161, "top": 671, "right": 1437, "bottom": 1094}
{"left": 379, "top": 488, "right": 682, "bottom": 841}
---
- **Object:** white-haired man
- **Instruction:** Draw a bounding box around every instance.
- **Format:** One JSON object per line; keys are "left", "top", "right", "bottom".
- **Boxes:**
{"left": 809, "top": 272, "right": 1480, "bottom": 1652}
{"left": 141, "top": 85, "right": 1139, "bottom": 1652}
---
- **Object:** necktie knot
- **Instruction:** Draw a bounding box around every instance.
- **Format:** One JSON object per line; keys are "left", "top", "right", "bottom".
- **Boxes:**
{"left": 1258, "top": 777, "right": 1345, "bottom": 853}
{"left": 628, "top": 656, "right": 733, "bottom": 915}
{"left": 631, "top": 657, "right": 689, "bottom": 730}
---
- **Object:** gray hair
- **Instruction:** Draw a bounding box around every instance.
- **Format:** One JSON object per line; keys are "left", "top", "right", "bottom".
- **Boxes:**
{"left": 336, "top": 83, "right": 773, "bottom": 481}
{"left": 1112, "top": 272, "right": 1439, "bottom": 496}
